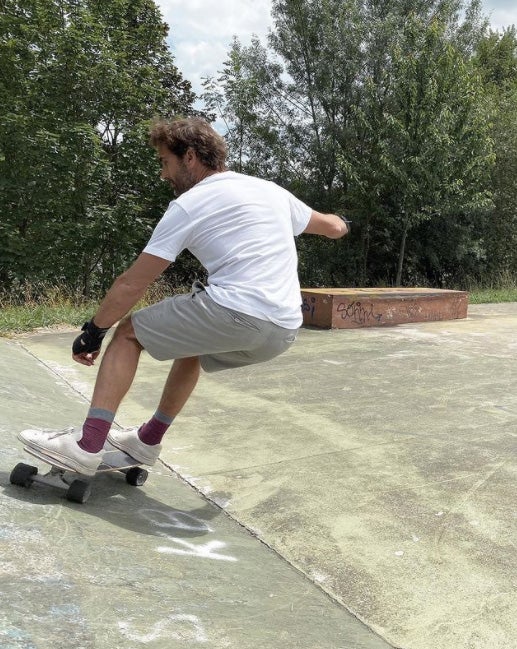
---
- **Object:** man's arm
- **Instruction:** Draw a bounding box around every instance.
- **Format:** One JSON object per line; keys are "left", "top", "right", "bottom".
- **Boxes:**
{"left": 93, "top": 252, "right": 171, "bottom": 328}
{"left": 302, "top": 210, "right": 349, "bottom": 239}
{"left": 72, "top": 253, "right": 170, "bottom": 366}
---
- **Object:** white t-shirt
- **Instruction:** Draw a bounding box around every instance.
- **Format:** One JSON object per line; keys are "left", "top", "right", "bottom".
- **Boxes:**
{"left": 143, "top": 171, "right": 312, "bottom": 329}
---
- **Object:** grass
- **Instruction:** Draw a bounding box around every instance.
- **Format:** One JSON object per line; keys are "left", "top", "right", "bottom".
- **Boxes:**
{"left": 467, "top": 287, "right": 517, "bottom": 304}
{"left": 0, "top": 299, "right": 97, "bottom": 336}
{"left": 0, "top": 279, "right": 175, "bottom": 336}
{"left": 0, "top": 301, "right": 96, "bottom": 335}
{"left": 1, "top": 283, "right": 517, "bottom": 336}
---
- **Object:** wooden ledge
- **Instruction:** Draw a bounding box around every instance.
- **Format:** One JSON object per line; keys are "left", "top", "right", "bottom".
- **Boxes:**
{"left": 301, "top": 288, "right": 469, "bottom": 329}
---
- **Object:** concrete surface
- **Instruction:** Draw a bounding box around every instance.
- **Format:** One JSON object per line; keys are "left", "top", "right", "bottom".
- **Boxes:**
{"left": 1, "top": 302, "right": 516, "bottom": 648}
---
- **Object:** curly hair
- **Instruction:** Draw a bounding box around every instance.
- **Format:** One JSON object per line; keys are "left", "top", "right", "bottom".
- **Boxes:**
{"left": 149, "top": 117, "right": 227, "bottom": 171}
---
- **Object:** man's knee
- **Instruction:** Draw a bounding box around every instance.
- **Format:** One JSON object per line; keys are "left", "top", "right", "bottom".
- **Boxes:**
{"left": 173, "top": 356, "right": 200, "bottom": 367}
{"left": 111, "top": 315, "right": 143, "bottom": 350}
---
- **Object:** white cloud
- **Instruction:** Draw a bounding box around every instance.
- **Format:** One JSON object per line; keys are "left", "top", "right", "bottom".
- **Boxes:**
{"left": 483, "top": 5, "right": 517, "bottom": 30}
{"left": 155, "top": 0, "right": 273, "bottom": 95}
{"left": 175, "top": 40, "right": 228, "bottom": 91}
{"left": 165, "top": 0, "right": 271, "bottom": 38}
{"left": 476, "top": 0, "right": 517, "bottom": 30}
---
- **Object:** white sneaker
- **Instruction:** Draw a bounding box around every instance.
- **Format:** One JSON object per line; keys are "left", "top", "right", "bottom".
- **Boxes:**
{"left": 18, "top": 428, "right": 103, "bottom": 476}
{"left": 107, "top": 428, "right": 161, "bottom": 466}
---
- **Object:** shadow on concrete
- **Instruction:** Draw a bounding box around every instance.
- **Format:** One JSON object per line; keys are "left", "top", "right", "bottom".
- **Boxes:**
{"left": 1, "top": 468, "right": 222, "bottom": 539}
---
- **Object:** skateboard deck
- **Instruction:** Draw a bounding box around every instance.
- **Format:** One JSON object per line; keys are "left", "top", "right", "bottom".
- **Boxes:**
{"left": 10, "top": 441, "right": 149, "bottom": 503}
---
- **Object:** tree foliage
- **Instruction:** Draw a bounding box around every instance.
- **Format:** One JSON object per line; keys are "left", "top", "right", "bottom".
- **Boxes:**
{"left": 473, "top": 28, "right": 517, "bottom": 282}
{"left": 2, "top": 0, "right": 515, "bottom": 297}
{"left": 204, "top": 0, "right": 498, "bottom": 288}
{"left": 0, "top": 0, "right": 197, "bottom": 297}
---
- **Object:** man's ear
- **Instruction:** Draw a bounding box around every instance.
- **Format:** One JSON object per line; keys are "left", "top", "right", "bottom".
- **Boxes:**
{"left": 185, "top": 146, "right": 196, "bottom": 165}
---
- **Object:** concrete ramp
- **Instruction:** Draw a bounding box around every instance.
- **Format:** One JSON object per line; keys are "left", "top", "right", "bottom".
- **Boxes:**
{"left": 0, "top": 336, "right": 391, "bottom": 649}
{"left": 1, "top": 302, "right": 516, "bottom": 648}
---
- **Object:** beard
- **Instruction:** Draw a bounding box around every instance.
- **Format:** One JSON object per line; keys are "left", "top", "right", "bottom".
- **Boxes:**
{"left": 169, "top": 161, "right": 197, "bottom": 196}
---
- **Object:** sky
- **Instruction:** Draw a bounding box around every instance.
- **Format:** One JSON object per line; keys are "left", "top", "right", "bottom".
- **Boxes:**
{"left": 154, "top": 0, "right": 517, "bottom": 98}
{"left": 154, "top": 0, "right": 273, "bottom": 97}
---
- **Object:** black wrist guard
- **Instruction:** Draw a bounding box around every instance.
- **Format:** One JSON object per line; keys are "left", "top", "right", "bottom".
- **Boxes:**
{"left": 72, "top": 320, "right": 110, "bottom": 355}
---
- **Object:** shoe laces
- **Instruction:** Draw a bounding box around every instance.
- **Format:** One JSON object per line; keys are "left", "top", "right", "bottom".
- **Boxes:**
{"left": 46, "top": 426, "right": 77, "bottom": 440}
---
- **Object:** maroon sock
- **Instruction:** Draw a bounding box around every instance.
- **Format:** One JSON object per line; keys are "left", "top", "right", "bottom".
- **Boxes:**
{"left": 78, "top": 417, "right": 112, "bottom": 453}
{"left": 138, "top": 415, "right": 173, "bottom": 446}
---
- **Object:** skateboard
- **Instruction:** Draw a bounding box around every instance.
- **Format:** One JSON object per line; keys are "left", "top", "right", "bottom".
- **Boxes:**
{"left": 10, "top": 442, "right": 149, "bottom": 504}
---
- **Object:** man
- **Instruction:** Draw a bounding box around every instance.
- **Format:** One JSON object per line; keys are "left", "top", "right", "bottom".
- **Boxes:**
{"left": 19, "top": 117, "right": 348, "bottom": 475}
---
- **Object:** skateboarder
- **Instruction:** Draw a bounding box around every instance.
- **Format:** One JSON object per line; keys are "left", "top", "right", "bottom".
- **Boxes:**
{"left": 19, "top": 117, "right": 349, "bottom": 475}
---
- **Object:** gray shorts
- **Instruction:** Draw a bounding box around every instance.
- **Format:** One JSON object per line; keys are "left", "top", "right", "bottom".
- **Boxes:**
{"left": 131, "top": 283, "right": 298, "bottom": 372}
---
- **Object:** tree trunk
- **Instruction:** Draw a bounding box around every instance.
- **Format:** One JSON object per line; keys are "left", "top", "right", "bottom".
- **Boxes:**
{"left": 396, "top": 216, "right": 410, "bottom": 286}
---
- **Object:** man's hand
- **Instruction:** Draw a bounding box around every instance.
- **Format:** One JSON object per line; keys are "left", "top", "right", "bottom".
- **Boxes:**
{"left": 303, "top": 211, "right": 350, "bottom": 239}
{"left": 72, "top": 320, "right": 110, "bottom": 366}
{"left": 339, "top": 215, "right": 351, "bottom": 233}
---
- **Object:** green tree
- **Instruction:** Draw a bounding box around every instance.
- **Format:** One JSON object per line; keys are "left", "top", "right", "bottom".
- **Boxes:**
{"left": 360, "top": 9, "right": 493, "bottom": 285}
{"left": 0, "top": 0, "right": 197, "bottom": 296}
{"left": 208, "top": 0, "right": 494, "bottom": 288}
{"left": 473, "top": 28, "right": 517, "bottom": 282}
{"left": 203, "top": 36, "right": 291, "bottom": 179}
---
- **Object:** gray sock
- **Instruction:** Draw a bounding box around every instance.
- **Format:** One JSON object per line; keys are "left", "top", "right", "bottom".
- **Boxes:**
{"left": 154, "top": 409, "right": 174, "bottom": 426}
{"left": 87, "top": 407, "right": 115, "bottom": 423}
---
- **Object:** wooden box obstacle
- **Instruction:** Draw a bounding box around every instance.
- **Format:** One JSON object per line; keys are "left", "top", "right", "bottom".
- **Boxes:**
{"left": 301, "top": 288, "right": 468, "bottom": 329}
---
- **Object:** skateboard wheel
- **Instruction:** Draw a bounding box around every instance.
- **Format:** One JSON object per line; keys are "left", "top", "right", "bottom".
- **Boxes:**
{"left": 66, "top": 480, "right": 92, "bottom": 504}
{"left": 125, "top": 467, "right": 148, "bottom": 486}
{"left": 10, "top": 463, "right": 38, "bottom": 488}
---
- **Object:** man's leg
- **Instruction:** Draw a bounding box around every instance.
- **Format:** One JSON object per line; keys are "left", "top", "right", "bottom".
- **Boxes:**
{"left": 157, "top": 356, "right": 201, "bottom": 419}
{"left": 69, "top": 325, "right": 201, "bottom": 463}
{"left": 77, "top": 315, "right": 143, "bottom": 453}
{"left": 90, "top": 316, "right": 144, "bottom": 412}
{"left": 17, "top": 316, "right": 144, "bottom": 474}
{"left": 109, "top": 357, "right": 201, "bottom": 456}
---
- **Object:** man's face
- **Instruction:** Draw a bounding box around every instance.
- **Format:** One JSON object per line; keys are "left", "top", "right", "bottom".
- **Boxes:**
{"left": 157, "top": 144, "right": 196, "bottom": 196}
